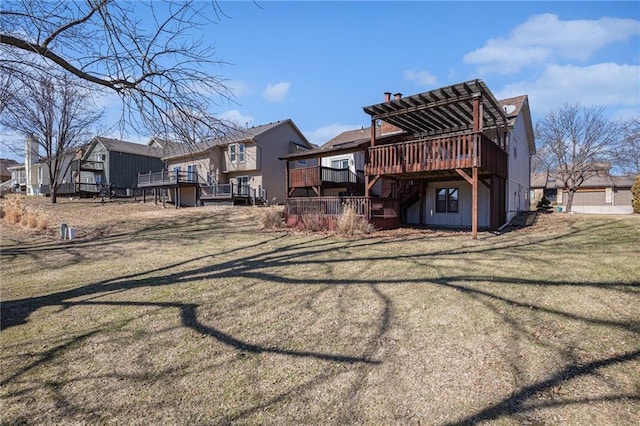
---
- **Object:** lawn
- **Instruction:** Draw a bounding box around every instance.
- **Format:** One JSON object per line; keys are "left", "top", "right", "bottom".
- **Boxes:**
{"left": 1, "top": 196, "right": 639, "bottom": 425}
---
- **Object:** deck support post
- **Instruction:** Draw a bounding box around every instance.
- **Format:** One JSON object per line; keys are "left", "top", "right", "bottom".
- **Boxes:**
{"left": 419, "top": 181, "right": 425, "bottom": 225}
{"left": 472, "top": 167, "right": 478, "bottom": 239}
{"left": 162, "top": 188, "right": 166, "bottom": 208}
{"left": 285, "top": 161, "right": 290, "bottom": 199}
{"left": 455, "top": 168, "right": 478, "bottom": 239}
{"left": 143, "top": 189, "right": 146, "bottom": 204}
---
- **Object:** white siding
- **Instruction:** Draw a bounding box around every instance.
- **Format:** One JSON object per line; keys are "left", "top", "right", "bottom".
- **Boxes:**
{"left": 406, "top": 180, "right": 490, "bottom": 228}
{"left": 506, "top": 111, "right": 532, "bottom": 220}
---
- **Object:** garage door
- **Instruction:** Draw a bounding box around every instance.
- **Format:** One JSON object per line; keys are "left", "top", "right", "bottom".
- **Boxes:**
{"left": 614, "top": 189, "right": 632, "bottom": 206}
{"left": 571, "top": 190, "right": 606, "bottom": 206}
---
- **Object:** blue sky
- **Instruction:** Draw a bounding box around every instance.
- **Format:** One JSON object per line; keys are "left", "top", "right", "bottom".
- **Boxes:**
{"left": 2, "top": 1, "right": 639, "bottom": 159}
{"left": 196, "top": 0, "right": 639, "bottom": 145}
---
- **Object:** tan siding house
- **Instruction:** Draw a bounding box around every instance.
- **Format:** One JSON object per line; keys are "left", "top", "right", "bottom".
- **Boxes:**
{"left": 153, "top": 119, "right": 314, "bottom": 207}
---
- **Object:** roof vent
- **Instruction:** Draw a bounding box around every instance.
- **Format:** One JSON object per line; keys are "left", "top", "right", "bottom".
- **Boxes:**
{"left": 503, "top": 104, "right": 516, "bottom": 114}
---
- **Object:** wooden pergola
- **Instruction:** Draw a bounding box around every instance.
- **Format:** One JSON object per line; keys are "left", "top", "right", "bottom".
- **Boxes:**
{"left": 362, "top": 79, "right": 509, "bottom": 239}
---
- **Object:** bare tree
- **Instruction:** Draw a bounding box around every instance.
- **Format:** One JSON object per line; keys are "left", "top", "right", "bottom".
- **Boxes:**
{"left": 535, "top": 104, "right": 620, "bottom": 213}
{"left": 612, "top": 117, "right": 640, "bottom": 175}
{"left": 0, "top": 0, "right": 234, "bottom": 143}
{"left": 0, "top": 74, "right": 103, "bottom": 203}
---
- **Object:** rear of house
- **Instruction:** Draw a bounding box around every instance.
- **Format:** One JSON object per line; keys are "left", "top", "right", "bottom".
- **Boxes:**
{"left": 139, "top": 119, "right": 314, "bottom": 207}
{"left": 282, "top": 80, "right": 535, "bottom": 238}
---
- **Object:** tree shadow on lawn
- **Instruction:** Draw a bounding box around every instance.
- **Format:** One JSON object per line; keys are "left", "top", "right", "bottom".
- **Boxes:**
{"left": 2, "top": 218, "right": 639, "bottom": 423}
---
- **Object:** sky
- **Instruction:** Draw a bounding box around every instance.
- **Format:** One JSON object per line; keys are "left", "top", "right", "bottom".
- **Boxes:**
{"left": 2, "top": 0, "right": 639, "bottom": 159}
{"left": 198, "top": 0, "right": 639, "bottom": 145}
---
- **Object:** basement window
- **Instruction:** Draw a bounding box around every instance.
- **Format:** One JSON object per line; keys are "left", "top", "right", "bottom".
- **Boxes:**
{"left": 436, "top": 188, "right": 458, "bottom": 213}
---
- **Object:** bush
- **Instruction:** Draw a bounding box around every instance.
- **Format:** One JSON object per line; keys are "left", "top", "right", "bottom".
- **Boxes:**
{"left": 336, "top": 202, "right": 374, "bottom": 237}
{"left": 259, "top": 206, "right": 283, "bottom": 230}
{"left": 1, "top": 196, "right": 49, "bottom": 231}
{"left": 632, "top": 175, "right": 640, "bottom": 214}
{"left": 301, "top": 213, "right": 325, "bottom": 232}
{"left": 536, "top": 196, "right": 552, "bottom": 211}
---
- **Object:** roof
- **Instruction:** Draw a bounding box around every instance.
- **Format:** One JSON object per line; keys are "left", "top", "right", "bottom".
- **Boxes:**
{"left": 163, "top": 119, "right": 311, "bottom": 160}
{"left": 88, "top": 136, "right": 165, "bottom": 158}
{"left": 321, "top": 127, "right": 372, "bottom": 150}
{"left": 531, "top": 172, "right": 637, "bottom": 189}
{"left": 500, "top": 95, "right": 535, "bottom": 155}
{"left": 0, "top": 158, "right": 18, "bottom": 176}
{"left": 362, "top": 79, "right": 509, "bottom": 137}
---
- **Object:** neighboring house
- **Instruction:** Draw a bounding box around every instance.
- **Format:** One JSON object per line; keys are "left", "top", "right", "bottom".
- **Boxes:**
{"left": 7, "top": 163, "right": 25, "bottom": 192}
{"left": 0, "top": 158, "right": 19, "bottom": 195}
{"left": 77, "top": 136, "right": 165, "bottom": 196}
{"left": 0, "top": 158, "right": 17, "bottom": 182}
{"left": 138, "top": 119, "right": 314, "bottom": 207}
{"left": 281, "top": 80, "right": 536, "bottom": 238}
{"left": 531, "top": 165, "right": 636, "bottom": 214}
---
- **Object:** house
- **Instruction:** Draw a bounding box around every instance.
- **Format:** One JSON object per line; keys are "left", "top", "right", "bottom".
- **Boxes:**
{"left": 281, "top": 79, "right": 536, "bottom": 238}
{"left": 531, "top": 165, "right": 635, "bottom": 214}
{"left": 0, "top": 158, "right": 19, "bottom": 195}
{"left": 7, "top": 163, "right": 25, "bottom": 192}
{"left": 0, "top": 158, "right": 17, "bottom": 182}
{"left": 77, "top": 136, "right": 165, "bottom": 196}
{"left": 138, "top": 119, "right": 314, "bottom": 207}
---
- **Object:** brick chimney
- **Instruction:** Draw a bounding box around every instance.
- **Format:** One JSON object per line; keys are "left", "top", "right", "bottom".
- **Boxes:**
{"left": 380, "top": 92, "right": 403, "bottom": 135}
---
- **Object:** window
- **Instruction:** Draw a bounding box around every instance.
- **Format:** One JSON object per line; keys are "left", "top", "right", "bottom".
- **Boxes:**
{"left": 436, "top": 188, "right": 458, "bottom": 213}
{"left": 187, "top": 164, "right": 197, "bottom": 182}
{"left": 297, "top": 158, "right": 307, "bottom": 166}
{"left": 331, "top": 159, "right": 349, "bottom": 169}
{"left": 238, "top": 143, "right": 245, "bottom": 162}
{"left": 229, "top": 143, "right": 245, "bottom": 163}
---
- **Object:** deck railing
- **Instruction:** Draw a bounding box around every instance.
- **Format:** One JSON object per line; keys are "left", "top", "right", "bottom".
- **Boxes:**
{"left": 80, "top": 160, "right": 104, "bottom": 171}
{"left": 289, "top": 166, "right": 365, "bottom": 188}
{"left": 200, "top": 183, "right": 267, "bottom": 203}
{"left": 138, "top": 170, "right": 198, "bottom": 186}
{"left": 285, "top": 196, "right": 398, "bottom": 218}
{"left": 366, "top": 132, "right": 507, "bottom": 178}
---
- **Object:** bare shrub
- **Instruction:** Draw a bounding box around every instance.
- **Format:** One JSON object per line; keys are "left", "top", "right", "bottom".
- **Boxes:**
{"left": 2, "top": 197, "right": 25, "bottom": 224}
{"left": 336, "top": 202, "right": 374, "bottom": 237}
{"left": 259, "top": 207, "right": 283, "bottom": 230}
{"left": 301, "top": 213, "right": 326, "bottom": 232}
{"left": 2, "top": 196, "right": 49, "bottom": 231}
{"left": 36, "top": 215, "right": 49, "bottom": 230}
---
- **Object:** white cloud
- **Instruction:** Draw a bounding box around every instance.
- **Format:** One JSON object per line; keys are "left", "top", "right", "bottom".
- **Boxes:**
{"left": 403, "top": 70, "right": 438, "bottom": 86}
{"left": 262, "top": 82, "right": 290, "bottom": 102}
{"left": 304, "top": 123, "right": 362, "bottom": 145}
{"left": 496, "top": 63, "right": 640, "bottom": 113}
{"left": 217, "top": 109, "right": 254, "bottom": 126}
{"left": 227, "top": 80, "right": 252, "bottom": 97}
{"left": 464, "top": 14, "right": 640, "bottom": 74}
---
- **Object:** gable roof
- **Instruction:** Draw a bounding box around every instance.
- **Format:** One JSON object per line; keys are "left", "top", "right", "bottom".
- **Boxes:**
{"left": 0, "top": 158, "right": 18, "bottom": 177}
{"left": 500, "top": 95, "right": 535, "bottom": 155}
{"left": 531, "top": 172, "right": 637, "bottom": 189}
{"left": 163, "top": 119, "right": 312, "bottom": 160}
{"left": 321, "top": 127, "right": 372, "bottom": 150}
{"left": 85, "top": 136, "right": 165, "bottom": 159}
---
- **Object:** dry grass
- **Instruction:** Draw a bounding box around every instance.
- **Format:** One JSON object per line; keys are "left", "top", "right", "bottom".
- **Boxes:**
{"left": 336, "top": 202, "right": 375, "bottom": 237}
{"left": 258, "top": 206, "right": 284, "bottom": 230}
{"left": 0, "top": 195, "right": 49, "bottom": 231}
{"left": 1, "top": 197, "right": 639, "bottom": 425}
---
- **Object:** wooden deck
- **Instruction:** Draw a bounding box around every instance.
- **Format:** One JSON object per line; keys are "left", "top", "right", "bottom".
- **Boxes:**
{"left": 138, "top": 170, "right": 197, "bottom": 188}
{"left": 366, "top": 132, "right": 507, "bottom": 178}
{"left": 288, "top": 166, "right": 364, "bottom": 189}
